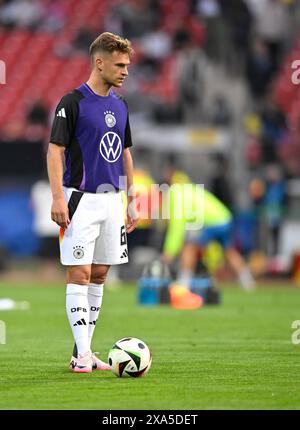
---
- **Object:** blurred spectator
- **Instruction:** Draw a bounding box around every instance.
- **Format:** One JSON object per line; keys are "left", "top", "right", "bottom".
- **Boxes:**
{"left": 127, "top": 167, "right": 158, "bottom": 251}
{"left": 248, "top": 163, "right": 287, "bottom": 257}
{"left": 129, "top": 23, "right": 171, "bottom": 87}
{"left": 112, "top": 157, "right": 160, "bottom": 283}
{"left": 39, "top": 0, "right": 66, "bottom": 33}
{"left": 244, "top": 0, "right": 269, "bottom": 17}
{"left": 246, "top": 38, "right": 273, "bottom": 104}
{"left": 172, "top": 26, "right": 191, "bottom": 50}
{"left": 210, "top": 95, "right": 232, "bottom": 126}
{"left": 277, "top": 131, "right": 300, "bottom": 179}
{"left": 196, "top": 0, "right": 220, "bottom": 17}
{"left": 244, "top": 112, "right": 264, "bottom": 171}
{"left": 194, "top": 0, "right": 226, "bottom": 63}
{"left": 248, "top": 175, "right": 265, "bottom": 250}
{"left": 219, "top": 0, "right": 253, "bottom": 73}
{"left": 31, "top": 179, "right": 61, "bottom": 280}
{"left": 0, "top": 0, "right": 11, "bottom": 6}
{"left": 31, "top": 179, "right": 59, "bottom": 259}
{"left": 252, "top": 0, "right": 292, "bottom": 73}
{"left": 260, "top": 99, "right": 287, "bottom": 164}
{"left": 175, "top": 28, "right": 208, "bottom": 124}
{"left": 249, "top": 177, "right": 265, "bottom": 205}
{"left": 24, "top": 99, "right": 49, "bottom": 143}
{"left": 139, "top": 25, "right": 172, "bottom": 61}
{"left": 245, "top": 135, "right": 263, "bottom": 170}
{"left": 72, "top": 27, "right": 96, "bottom": 55}
{"left": 211, "top": 152, "right": 234, "bottom": 209}
{"left": 0, "top": 0, "right": 43, "bottom": 30}
{"left": 105, "top": 0, "right": 160, "bottom": 40}
{"left": 262, "top": 164, "right": 286, "bottom": 256}
{"left": 26, "top": 99, "right": 49, "bottom": 126}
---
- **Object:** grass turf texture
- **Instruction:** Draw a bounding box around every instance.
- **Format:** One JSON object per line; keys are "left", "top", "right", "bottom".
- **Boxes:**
{"left": 0, "top": 281, "right": 300, "bottom": 410}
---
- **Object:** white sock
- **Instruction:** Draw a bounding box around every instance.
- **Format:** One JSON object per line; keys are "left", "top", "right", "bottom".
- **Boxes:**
{"left": 177, "top": 269, "right": 193, "bottom": 288}
{"left": 88, "top": 283, "right": 104, "bottom": 350}
{"left": 66, "top": 283, "right": 90, "bottom": 355}
{"left": 238, "top": 268, "right": 255, "bottom": 291}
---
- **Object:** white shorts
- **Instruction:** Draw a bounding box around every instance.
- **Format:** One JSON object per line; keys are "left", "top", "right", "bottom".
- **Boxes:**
{"left": 59, "top": 187, "right": 128, "bottom": 266}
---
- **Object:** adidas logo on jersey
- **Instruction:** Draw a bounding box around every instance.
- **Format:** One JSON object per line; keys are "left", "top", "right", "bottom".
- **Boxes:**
{"left": 57, "top": 108, "right": 66, "bottom": 118}
{"left": 120, "top": 249, "right": 128, "bottom": 259}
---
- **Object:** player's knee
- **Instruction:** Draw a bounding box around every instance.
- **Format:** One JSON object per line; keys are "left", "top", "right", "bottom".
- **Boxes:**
{"left": 67, "top": 266, "right": 91, "bottom": 285}
{"left": 90, "top": 273, "right": 107, "bottom": 284}
{"left": 90, "top": 266, "right": 109, "bottom": 284}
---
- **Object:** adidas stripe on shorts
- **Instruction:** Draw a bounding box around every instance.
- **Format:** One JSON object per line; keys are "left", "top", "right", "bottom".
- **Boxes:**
{"left": 59, "top": 187, "right": 128, "bottom": 266}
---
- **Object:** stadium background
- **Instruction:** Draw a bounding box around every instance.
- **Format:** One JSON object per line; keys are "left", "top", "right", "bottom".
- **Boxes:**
{"left": 1, "top": 0, "right": 300, "bottom": 411}
{"left": 1, "top": 0, "right": 300, "bottom": 281}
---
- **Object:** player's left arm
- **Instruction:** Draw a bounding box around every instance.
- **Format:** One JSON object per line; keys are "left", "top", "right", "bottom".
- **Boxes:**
{"left": 123, "top": 148, "right": 139, "bottom": 233}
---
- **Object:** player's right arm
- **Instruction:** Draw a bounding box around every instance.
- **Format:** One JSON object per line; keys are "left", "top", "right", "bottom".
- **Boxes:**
{"left": 47, "top": 91, "right": 79, "bottom": 229}
{"left": 47, "top": 143, "right": 70, "bottom": 229}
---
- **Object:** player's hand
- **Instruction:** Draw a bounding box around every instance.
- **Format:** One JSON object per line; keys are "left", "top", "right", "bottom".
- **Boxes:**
{"left": 126, "top": 199, "right": 140, "bottom": 233}
{"left": 51, "top": 198, "right": 70, "bottom": 229}
{"left": 126, "top": 215, "right": 139, "bottom": 233}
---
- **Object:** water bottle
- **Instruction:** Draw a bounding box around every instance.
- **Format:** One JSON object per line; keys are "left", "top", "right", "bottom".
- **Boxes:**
{"left": 138, "top": 259, "right": 171, "bottom": 306}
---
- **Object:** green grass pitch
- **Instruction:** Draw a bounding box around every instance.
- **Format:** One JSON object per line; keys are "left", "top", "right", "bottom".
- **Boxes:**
{"left": 0, "top": 281, "right": 300, "bottom": 410}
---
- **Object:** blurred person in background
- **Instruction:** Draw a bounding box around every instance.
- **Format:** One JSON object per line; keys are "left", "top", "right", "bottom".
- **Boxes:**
{"left": 246, "top": 38, "right": 273, "bottom": 107}
{"left": 262, "top": 164, "right": 286, "bottom": 257}
{"left": 108, "top": 164, "right": 159, "bottom": 285}
{"left": 162, "top": 169, "right": 255, "bottom": 291}
{"left": 31, "top": 179, "right": 61, "bottom": 280}
{"left": 26, "top": 98, "right": 49, "bottom": 126}
{"left": 250, "top": 164, "right": 286, "bottom": 258}
{"left": 218, "top": 0, "right": 253, "bottom": 73}
{"left": 72, "top": 27, "right": 97, "bottom": 55}
{"left": 174, "top": 27, "right": 208, "bottom": 124}
{"left": 251, "top": 0, "right": 292, "bottom": 73}
{"left": 0, "top": 0, "right": 43, "bottom": 30}
{"left": 24, "top": 99, "right": 50, "bottom": 143}
{"left": 210, "top": 95, "right": 232, "bottom": 126}
{"left": 194, "top": 0, "right": 224, "bottom": 63}
{"left": 105, "top": 0, "right": 160, "bottom": 40}
{"left": 260, "top": 97, "right": 288, "bottom": 164}
{"left": 210, "top": 152, "right": 233, "bottom": 209}
{"left": 127, "top": 167, "right": 157, "bottom": 251}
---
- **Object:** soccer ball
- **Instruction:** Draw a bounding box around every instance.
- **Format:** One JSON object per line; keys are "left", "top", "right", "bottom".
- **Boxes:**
{"left": 108, "top": 337, "right": 152, "bottom": 378}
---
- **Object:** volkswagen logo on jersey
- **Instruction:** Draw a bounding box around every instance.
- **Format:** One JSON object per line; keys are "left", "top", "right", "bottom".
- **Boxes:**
{"left": 99, "top": 132, "right": 122, "bottom": 163}
{"left": 104, "top": 110, "right": 116, "bottom": 128}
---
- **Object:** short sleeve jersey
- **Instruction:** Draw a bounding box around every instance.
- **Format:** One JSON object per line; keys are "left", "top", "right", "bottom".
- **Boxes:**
{"left": 50, "top": 83, "right": 132, "bottom": 193}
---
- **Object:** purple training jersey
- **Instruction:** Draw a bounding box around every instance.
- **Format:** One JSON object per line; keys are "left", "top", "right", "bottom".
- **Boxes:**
{"left": 50, "top": 83, "right": 132, "bottom": 193}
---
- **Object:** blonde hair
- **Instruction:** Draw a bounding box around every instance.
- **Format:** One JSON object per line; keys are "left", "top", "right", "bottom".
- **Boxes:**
{"left": 89, "top": 32, "right": 133, "bottom": 59}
